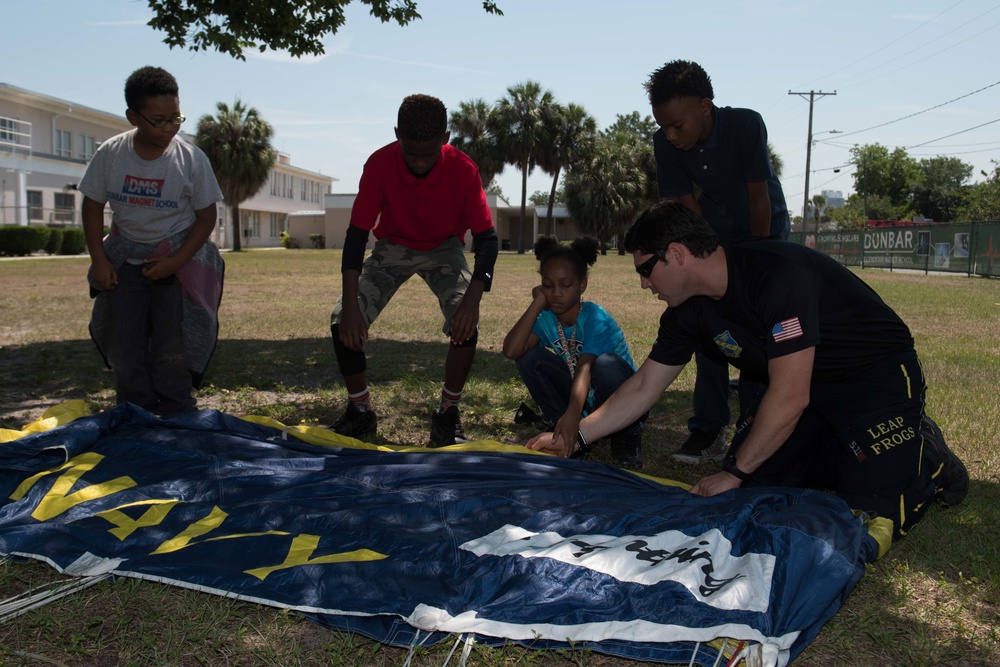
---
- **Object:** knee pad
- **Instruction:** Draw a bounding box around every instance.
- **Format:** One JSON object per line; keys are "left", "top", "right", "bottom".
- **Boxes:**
{"left": 330, "top": 324, "right": 367, "bottom": 376}
{"left": 452, "top": 327, "right": 478, "bottom": 349}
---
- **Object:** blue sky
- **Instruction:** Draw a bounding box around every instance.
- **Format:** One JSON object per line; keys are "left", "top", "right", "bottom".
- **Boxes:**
{"left": 6, "top": 0, "right": 999, "bottom": 218}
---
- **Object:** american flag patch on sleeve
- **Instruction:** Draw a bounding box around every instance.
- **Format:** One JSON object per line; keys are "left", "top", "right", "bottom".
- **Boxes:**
{"left": 771, "top": 317, "right": 803, "bottom": 343}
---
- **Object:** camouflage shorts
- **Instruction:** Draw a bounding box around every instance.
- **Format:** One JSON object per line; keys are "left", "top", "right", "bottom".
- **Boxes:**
{"left": 331, "top": 237, "right": 472, "bottom": 336}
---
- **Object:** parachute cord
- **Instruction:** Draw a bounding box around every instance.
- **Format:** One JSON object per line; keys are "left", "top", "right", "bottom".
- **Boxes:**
{"left": 401, "top": 629, "right": 434, "bottom": 667}
{"left": 712, "top": 639, "right": 730, "bottom": 667}
{"left": 458, "top": 634, "right": 475, "bottom": 666}
{"left": 687, "top": 641, "right": 701, "bottom": 667}
{"left": 725, "top": 640, "right": 748, "bottom": 667}
{"left": 0, "top": 573, "right": 111, "bottom": 623}
{"left": 440, "top": 633, "right": 463, "bottom": 667}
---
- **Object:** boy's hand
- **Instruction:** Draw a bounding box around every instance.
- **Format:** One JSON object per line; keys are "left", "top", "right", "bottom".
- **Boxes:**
{"left": 450, "top": 295, "right": 480, "bottom": 345}
{"left": 552, "top": 413, "right": 581, "bottom": 456}
{"left": 142, "top": 256, "right": 183, "bottom": 281}
{"left": 339, "top": 301, "right": 368, "bottom": 351}
{"left": 525, "top": 431, "right": 574, "bottom": 458}
{"left": 91, "top": 256, "right": 118, "bottom": 291}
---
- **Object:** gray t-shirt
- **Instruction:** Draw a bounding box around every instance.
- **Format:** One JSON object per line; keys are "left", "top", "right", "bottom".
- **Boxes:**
{"left": 79, "top": 130, "right": 223, "bottom": 244}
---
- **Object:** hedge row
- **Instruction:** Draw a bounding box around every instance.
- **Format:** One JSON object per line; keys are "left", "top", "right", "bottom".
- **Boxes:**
{"left": 0, "top": 226, "right": 86, "bottom": 257}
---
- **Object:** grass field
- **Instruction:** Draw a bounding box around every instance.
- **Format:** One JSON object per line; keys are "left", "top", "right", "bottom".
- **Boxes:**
{"left": 1, "top": 249, "right": 998, "bottom": 666}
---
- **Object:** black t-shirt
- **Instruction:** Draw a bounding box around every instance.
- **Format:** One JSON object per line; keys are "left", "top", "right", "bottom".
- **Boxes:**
{"left": 648, "top": 241, "right": 915, "bottom": 382}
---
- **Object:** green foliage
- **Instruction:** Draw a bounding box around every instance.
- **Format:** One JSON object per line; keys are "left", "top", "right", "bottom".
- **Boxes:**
{"left": 449, "top": 98, "right": 506, "bottom": 189}
{"left": 534, "top": 102, "right": 598, "bottom": 236}
{"left": 146, "top": 0, "right": 504, "bottom": 60}
{"left": 279, "top": 230, "right": 299, "bottom": 249}
{"left": 309, "top": 234, "right": 326, "bottom": 249}
{"left": 491, "top": 81, "right": 556, "bottom": 253}
{"left": 59, "top": 228, "right": 87, "bottom": 255}
{"left": 0, "top": 225, "right": 50, "bottom": 256}
{"left": 912, "top": 156, "right": 972, "bottom": 222}
{"left": 44, "top": 228, "right": 64, "bottom": 255}
{"left": 956, "top": 162, "right": 1000, "bottom": 221}
{"left": 197, "top": 99, "right": 277, "bottom": 252}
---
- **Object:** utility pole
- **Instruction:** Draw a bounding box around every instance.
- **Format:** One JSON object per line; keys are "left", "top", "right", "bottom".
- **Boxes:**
{"left": 789, "top": 89, "right": 836, "bottom": 232}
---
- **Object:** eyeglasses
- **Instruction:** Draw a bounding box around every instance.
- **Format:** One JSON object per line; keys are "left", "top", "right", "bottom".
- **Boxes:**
{"left": 635, "top": 250, "right": 665, "bottom": 278}
{"left": 132, "top": 109, "right": 186, "bottom": 129}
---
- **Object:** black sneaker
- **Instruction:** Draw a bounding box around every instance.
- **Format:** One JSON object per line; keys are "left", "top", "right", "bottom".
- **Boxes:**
{"left": 333, "top": 403, "right": 378, "bottom": 440}
{"left": 921, "top": 416, "right": 969, "bottom": 506}
{"left": 430, "top": 406, "right": 469, "bottom": 447}
{"left": 610, "top": 431, "right": 642, "bottom": 469}
{"left": 672, "top": 427, "right": 727, "bottom": 464}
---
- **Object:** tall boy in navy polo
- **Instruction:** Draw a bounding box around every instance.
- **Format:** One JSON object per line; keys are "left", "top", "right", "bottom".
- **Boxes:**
{"left": 330, "top": 94, "right": 498, "bottom": 447}
{"left": 645, "top": 59, "right": 789, "bottom": 464}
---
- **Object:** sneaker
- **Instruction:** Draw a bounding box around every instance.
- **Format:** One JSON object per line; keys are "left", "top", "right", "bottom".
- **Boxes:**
{"left": 610, "top": 431, "right": 643, "bottom": 469}
{"left": 430, "top": 406, "right": 469, "bottom": 448}
{"left": 921, "top": 416, "right": 969, "bottom": 506}
{"left": 672, "top": 427, "right": 727, "bottom": 464}
{"left": 333, "top": 403, "right": 378, "bottom": 440}
{"left": 514, "top": 402, "right": 541, "bottom": 425}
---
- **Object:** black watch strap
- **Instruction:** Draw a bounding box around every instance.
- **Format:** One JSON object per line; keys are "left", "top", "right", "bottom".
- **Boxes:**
{"left": 723, "top": 454, "right": 753, "bottom": 482}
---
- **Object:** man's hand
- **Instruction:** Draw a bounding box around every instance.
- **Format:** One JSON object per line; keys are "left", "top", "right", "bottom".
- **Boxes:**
{"left": 690, "top": 471, "right": 743, "bottom": 496}
{"left": 90, "top": 256, "right": 118, "bottom": 291}
{"left": 142, "top": 255, "right": 184, "bottom": 281}
{"left": 525, "top": 431, "right": 576, "bottom": 458}
{"left": 338, "top": 301, "right": 368, "bottom": 351}
{"left": 450, "top": 294, "right": 480, "bottom": 345}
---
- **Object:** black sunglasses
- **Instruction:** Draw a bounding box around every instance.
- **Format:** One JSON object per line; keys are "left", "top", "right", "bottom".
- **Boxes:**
{"left": 635, "top": 251, "right": 665, "bottom": 278}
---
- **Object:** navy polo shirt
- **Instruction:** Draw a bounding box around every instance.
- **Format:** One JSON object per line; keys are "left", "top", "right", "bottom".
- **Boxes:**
{"left": 654, "top": 106, "right": 789, "bottom": 244}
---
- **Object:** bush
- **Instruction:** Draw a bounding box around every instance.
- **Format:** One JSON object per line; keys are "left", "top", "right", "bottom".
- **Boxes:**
{"left": 59, "top": 228, "right": 87, "bottom": 255}
{"left": 279, "top": 230, "right": 299, "bottom": 249}
{"left": 0, "top": 225, "right": 51, "bottom": 256}
{"left": 44, "top": 228, "right": 64, "bottom": 255}
{"left": 309, "top": 234, "right": 326, "bottom": 249}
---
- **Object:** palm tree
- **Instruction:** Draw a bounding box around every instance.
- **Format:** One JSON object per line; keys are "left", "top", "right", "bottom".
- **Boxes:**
{"left": 564, "top": 136, "right": 649, "bottom": 253}
{"left": 534, "top": 103, "right": 597, "bottom": 236}
{"left": 196, "top": 100, "right": 277, "bottom": 252}
{"left": 448, "top": 99, "right": 505, "bottom": 190}
{"left": 490, "top": 81, "right": 555, "bottom": 253}
{"left": 811, "top": 193, "right": 827, "bottom": 232}
{"left": 768, "top": 142, "right": 784, "bottom": 178}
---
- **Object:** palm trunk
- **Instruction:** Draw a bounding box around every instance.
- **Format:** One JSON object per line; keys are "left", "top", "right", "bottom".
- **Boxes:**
{"left": 231, "top": 204, "right": 242, "bottom": 252}
{"left": 518, "top": 161, "right": 528, "bottom": 254}
{"left": 546, "top": 167, "right": 560, "bottom": 237}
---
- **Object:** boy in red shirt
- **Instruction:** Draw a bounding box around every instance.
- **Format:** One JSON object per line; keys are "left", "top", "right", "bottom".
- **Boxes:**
{"left": 331, "top": 94, "right": 498, "bottom": 446}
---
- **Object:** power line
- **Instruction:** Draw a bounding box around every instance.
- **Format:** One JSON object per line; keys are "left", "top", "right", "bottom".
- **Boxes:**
{"left": 830, "top": 79, "right": 1000, "bottom": 140}
{"left": 905, "top": 117, "right": 1000, "bottom": 149}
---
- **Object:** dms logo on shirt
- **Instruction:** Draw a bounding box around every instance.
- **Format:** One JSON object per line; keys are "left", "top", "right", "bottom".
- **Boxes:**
{"left": 121, "top": 175, "right": 165, "bottom": 198}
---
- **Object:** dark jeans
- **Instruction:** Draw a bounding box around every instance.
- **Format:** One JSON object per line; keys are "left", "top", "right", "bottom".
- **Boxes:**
{"left": 106, "top": 262, "right": 194, "bottom": 415}
{"left": 515, "top": 345, "right": 645, "bottom": 437}
{"left": 730, "top": 350, "right": 937, "bottom": 539}
{"left": 688, "top": 352, "right": 764, "bottom": 433}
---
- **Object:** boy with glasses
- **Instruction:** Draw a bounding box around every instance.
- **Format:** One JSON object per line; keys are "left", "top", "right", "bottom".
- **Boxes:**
{"left": 80, "top": 66, "right": 224, "bottom": 415}
{"left": 645, "top": 60, "right": 790, "bottom": 465}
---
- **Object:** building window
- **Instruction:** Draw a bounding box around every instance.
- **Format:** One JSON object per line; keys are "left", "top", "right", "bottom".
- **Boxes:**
{"left": 0, "top": 117, "right": 16, "bottom": 142}
{"left": 242, "top": 210, "right": 260, "bottom": 238}
{"left": 27, "top": 190, "right": 43, "bottom": 221}
{"left": 301, "top": 179, "right": 307, "bottom": 201}
{"left": 54, "top": 192, "right": 75, "bottom": 222}
{"left": 54, "top": 129, "right": 71, "bottom": 158}
{"left": 269, "top": 171, "right": 278, "bottom": 196}
{"left": 79, "top": 135, "right": 96, "bottom": 160}
{"left": 284, "top": 174, "right": 294, "bottom": 199}
{"left": 269, "top": 212, "right": 286, "bottom": 238}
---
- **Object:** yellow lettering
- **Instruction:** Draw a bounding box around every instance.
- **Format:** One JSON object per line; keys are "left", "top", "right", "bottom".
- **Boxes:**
{"left": 244, "top": 534, "right": 387, "bottom": 581}
{"left": 10, "top": 452, "right": 137, "bottom": 521}
{"left": 151, "top": 506, "right": 229, "bottom": 555}
{"left": 96, "top": 499, "right": 180, "bottom": 540}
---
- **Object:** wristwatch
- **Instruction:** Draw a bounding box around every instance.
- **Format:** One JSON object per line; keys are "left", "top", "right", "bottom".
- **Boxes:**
{"left": 722, "top": 453, "right": 753, "bottom": 482}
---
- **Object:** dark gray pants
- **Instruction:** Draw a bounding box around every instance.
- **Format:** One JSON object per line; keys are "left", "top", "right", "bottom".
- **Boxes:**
{"left": 106, "top": 262, "right": 194, "bottom": 414}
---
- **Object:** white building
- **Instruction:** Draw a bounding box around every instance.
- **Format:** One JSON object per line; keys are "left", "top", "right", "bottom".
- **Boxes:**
{"left": 0, "top": 82, "right": 335, "bottom": 249}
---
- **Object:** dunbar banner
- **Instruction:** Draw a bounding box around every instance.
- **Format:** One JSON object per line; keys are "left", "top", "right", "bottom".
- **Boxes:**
{"left": 0, "top": 404, "right": 875, "bottom": 667}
